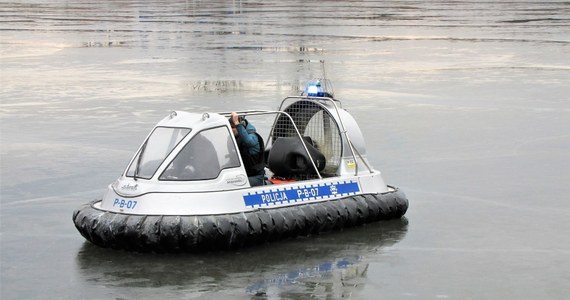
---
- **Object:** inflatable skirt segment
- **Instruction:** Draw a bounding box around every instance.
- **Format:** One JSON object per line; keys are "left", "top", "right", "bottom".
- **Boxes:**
{"left": 73, "top": 188, "right": 408, "bottom": 252}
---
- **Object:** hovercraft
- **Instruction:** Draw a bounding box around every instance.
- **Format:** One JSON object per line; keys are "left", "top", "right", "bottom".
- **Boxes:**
{"left": 73, "top": 79, "right": 409, "bottom": 252}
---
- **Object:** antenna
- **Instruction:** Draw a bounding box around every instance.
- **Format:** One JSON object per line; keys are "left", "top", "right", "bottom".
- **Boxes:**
{"left": 320, "top": 59, "right": 327, "bottom": 79}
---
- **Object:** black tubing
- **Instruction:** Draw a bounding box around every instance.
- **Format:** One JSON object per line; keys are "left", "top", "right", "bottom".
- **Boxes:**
{"left": 73, "top": 187, "right": 408, "bottom": 252}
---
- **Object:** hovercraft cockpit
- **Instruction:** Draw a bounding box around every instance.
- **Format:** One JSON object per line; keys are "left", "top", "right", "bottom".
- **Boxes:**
{"left": 115, "top": 79, "right": 376, "bottom": 194}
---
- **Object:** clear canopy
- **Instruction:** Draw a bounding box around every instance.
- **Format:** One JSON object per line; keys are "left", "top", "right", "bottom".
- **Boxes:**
{"left": 126, "top": 126, "right": 241, "bottom": 181}
{"left": 126, "top": 127, "right": 191, "bottom": 179}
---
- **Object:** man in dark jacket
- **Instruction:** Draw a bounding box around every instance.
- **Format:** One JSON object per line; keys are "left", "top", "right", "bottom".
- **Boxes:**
{"left": 230, "top": 112, "right": 265, "bottom": 186}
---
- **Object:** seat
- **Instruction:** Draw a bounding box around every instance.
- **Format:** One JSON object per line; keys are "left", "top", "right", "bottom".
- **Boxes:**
{"left": 267, "top": 136, "right": 326, "bottom": 178}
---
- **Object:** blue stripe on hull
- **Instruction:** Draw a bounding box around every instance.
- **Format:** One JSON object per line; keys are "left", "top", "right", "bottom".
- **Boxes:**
{"left": 243, "top": 181, "right": 360, "bottom": 208}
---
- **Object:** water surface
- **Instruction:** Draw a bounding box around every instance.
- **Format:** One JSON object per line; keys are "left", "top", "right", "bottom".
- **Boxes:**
{"left": 1, "top": 1, "right": 569, "bottom": 299}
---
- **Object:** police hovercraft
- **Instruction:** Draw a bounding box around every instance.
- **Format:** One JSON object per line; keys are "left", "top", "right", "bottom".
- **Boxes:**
{"left": 73, "top": 80, "right": 409, "bottom": 252}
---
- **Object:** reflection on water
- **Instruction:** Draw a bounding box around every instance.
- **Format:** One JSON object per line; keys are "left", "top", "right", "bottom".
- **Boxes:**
{"left": 246, "top": 256, "right": 366, "bottom": 297}
{"left": 75, "top": 218, "right": 408, "bottom": 298}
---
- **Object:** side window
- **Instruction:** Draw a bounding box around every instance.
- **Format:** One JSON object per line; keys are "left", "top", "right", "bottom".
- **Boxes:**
{"left": 160, "top": 126, "right": 240, "bottom": 181}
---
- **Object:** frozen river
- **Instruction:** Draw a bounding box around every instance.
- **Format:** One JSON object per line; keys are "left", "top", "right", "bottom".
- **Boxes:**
{"left": 1, "top": 1, "right": 569, "bottom": 299}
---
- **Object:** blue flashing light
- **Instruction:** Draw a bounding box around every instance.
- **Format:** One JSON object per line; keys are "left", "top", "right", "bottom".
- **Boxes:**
{"left": 303, "top": 79, "right": 334, "bottom": 98}
{"left": 306, "top": 84, "right": 320, "bottom": 96}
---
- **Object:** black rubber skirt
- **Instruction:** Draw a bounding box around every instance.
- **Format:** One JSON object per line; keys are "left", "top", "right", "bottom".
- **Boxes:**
{"left": 72, "top": 188, "right": 408, "bottom": 252}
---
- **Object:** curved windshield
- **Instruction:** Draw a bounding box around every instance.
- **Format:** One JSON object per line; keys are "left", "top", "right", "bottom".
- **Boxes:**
{"left": 160, "top": 126, "right": 240, "bottom": 181}
{"left": 126, "top": 127, "right": 191, "bottom": 179}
